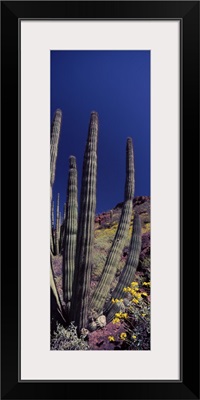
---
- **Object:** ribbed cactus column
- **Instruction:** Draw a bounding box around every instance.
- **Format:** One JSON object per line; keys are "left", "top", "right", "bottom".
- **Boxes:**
{"left": 90, "top": 137, "right": 135, "bottom": 315}
{"left": 105, "top": 212, "right": 142, "bottom": 322}
{"left": 51, "top": 201, "right": 54, "bottom": 229}
{"left": 50, "top": 109, "right": 65, "bottom": 321}
{"left": 50, "top": 109, "right": 62, "bottom": 253}
{"left": 50, "top": 109, "right": 62, "bottom": 192}
{"left": 70, "top": 111, "right": 98, "bottom": 332}
{"left": 55, "top": 193, "right": 60, "bottom": 255}
{"left": 63, "top": 203, "right": 66, "bottom": 221}
{"left": 63, "top": 156, "right": 78, "bottom": 313}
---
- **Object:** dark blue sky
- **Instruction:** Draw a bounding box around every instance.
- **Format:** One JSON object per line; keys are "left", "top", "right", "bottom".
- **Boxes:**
{"left": 51, "top": 50, "right": 150, "bottom": 216}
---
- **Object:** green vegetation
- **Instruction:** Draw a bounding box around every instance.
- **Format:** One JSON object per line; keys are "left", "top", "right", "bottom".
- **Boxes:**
{"left": 51, "top": 323, "right": 90, "bottom": 350}
{"left": 107, "top": 280, "right": 150, "bottom": 350}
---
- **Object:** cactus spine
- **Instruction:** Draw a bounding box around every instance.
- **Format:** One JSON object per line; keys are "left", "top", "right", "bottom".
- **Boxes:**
{"left": 105, "top": 212, "right": 142, "bottom": 322}
{"left": 90, "top": 137, "right": 135, "bottom": 315}
{"left": 63, "top": 156, "right": 78, "bottom": 313}
{"left": 70, "top": 112, "right": 98, "bottom": 332}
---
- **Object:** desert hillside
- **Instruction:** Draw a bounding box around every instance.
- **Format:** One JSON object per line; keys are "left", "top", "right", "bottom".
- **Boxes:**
{"left": 51, "top": 195, "right": 150, "bottom": 350}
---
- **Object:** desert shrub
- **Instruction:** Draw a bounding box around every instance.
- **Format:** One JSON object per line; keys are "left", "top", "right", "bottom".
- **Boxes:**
{"left": 92, "top": 252, "right": 107, "bottom": 279}
{"left": 108, "top": 280, "right": 150, "bottom": 350}
{"left": 142, "top": 222, "right": 150, "bottom": 234}
{"left": 51, "top": 322, "right": 90, "bottom": 350}
{"left": 140, "top": 257, "right": 150, "bottom": 281}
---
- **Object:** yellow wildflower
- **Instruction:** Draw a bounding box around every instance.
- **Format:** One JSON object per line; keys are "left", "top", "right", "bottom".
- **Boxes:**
{"left": 142, "top": 292, "right": 148, "bottom": 296}
{"left": 112, "top": 317, "right": 120, "bottom": 324}
{"left": 131, "top": 282, "right": 138, "bottom": 287}
{"left": 132, "top": 298, "right": 139, "bottom": 304}
{"left": 120, "top": 332, "right": 127, "bottom": 340}
{"left": 112, "top": 298, "right": 121, "bottom": 303}
{"left": 132, "top": 335, "right": 137, "bottom": 339}
{"left": 134, "top": 292, "right": 142, "bottom": 299}
{"left": 115, "top": 312, "right": 122, "bottom": 318}
{"left": 122, "top": 313, "right": 128, "bottom": 319}
{"left": 108, "top": 336, "right": 115, "bottom": 342}
{"left": 142, "top": 313, "right": 146, "bottom": 317}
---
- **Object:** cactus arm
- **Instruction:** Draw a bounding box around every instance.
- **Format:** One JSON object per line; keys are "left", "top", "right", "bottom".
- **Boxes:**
{"left": 50, "top": 109, "right": 62, "bottom": 253}
{"left": 50, "top": 109, "right": 62, "bottom": 192}
{"left": 50, "top": 109, "right": 65, "bottom": 321}
{"left": 62, "top": 156, "right": 78, "bottom": 313}
{"left": 90, "top": 138, "right": 135, "bottom": 315}
{"left": 63, "top": 202, "right": 66, "bottom": 221}
{"left": 70, "top": 112, "right": 98, "bottom": 331}
{"left": 105, "top": 212, "right": 142, "bottom": 320}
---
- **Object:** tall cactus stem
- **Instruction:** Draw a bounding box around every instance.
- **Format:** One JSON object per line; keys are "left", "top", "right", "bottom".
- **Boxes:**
{"left": 105, "top": 212, "right": 142, "bottom": 320}
{"left": 50, "top": 109, "right": 66, "bottom": 323}
{"left": 50, "top": 109, "right": 62, "bottom": 254}
{"left": 50, "top": 109, "right": 62, "bottom": 195}
{"left": 63, "top": 156, "right": 78, "bottom": 313}
{"left": 70, "top": 111, "right": 98, "bottom": 331}
{"left": 63, "top": 203, "right": 66, "bottom": 221}
{"left": 90, "top": 137, "right": 135, "bottom": 315}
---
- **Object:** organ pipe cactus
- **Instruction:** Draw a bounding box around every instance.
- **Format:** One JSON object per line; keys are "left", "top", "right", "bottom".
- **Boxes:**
{"left": 63, "top": 156, "right": 78, "bottom": 313}
{"left": 63, "top": 203, "right": 66, "bottom": 221}
{"left": 50, "top": 109, "right": 62, "bottom": 253}
{"left": 50, "top": 109, "right": 65, "bottom": 321}
{"left": 59, "top": 212, "right": 62, "bottom": 226}
{"left": 70, "top": 112, "right": 98, "bottom": 332}
{"left": 51, "top": 200, "right": 54, "bottom": 229}
{"left": 50, "top": 109, "right": 62, "bottom": 193}
{"left": 105, "top": 212, "right": 142, "bottom": 322}
{"left": 54, "top": 110, "right": 144, "bottom": 334}
{"left": 90, "top": 137, "right": 135, "bottom": 315}
{"left": 59, "top": 203, "right": 66, "bottom": 253}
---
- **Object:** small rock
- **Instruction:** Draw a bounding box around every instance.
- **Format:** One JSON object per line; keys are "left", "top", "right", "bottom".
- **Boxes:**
{"left": 88, "top": 321, "right": 97, "bottom": 332}
{"left": 96, "top": 315, "right": 106, "bottom": 328}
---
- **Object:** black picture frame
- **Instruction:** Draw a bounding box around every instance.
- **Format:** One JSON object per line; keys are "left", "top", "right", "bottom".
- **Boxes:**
{"left": 1, "top": 1, "right": 199, "bottom": 399}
